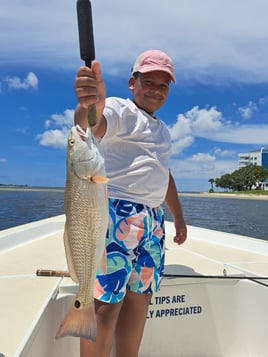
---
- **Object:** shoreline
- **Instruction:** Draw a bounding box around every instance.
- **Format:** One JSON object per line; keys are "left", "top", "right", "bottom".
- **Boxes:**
{"left": 1, "top": 187, "right": 268, "bottom": 200}
{"left": 0, "top": 186, "right": 64, "bottom": 192}
{"left": 179, "top": 192, "right": 268, "bottom": 200}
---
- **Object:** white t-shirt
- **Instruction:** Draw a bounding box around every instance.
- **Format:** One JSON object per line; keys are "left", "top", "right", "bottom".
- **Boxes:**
{"left": 100, "top": 97, "right": 171, "bottom": 208}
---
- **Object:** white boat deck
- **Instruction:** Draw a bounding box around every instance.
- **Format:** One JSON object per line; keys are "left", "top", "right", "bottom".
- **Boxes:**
{"left": 1, "top": 215, "right": 268, "bottom": 357}
{"left": 164, "top": 221, "right": 268, "bottom": 277}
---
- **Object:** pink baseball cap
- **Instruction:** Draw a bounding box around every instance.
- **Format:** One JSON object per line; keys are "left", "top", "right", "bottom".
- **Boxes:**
{"left": 131, "top": 50, "right": 176, "bottom": 83}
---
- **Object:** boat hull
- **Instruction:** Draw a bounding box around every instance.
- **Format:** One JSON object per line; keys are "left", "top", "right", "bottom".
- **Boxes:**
{"left": 1, "top": 215, "right": 268, "bottom": 357}
{"left": 19, "top": 276, "right": 268, "bottom": 357}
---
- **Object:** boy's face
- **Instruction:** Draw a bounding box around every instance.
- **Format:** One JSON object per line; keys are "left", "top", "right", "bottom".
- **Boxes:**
{"left": 128, "top": 71, "right": 171, "bottom": 115}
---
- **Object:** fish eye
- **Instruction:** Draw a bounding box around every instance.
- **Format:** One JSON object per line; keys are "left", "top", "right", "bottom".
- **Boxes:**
{"left": 69, "top": 138, "right": 75, "bottom": 147}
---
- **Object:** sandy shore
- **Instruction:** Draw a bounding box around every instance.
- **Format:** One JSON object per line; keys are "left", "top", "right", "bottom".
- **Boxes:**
{"left": 1, "top": 186, "right": 268, "bottom": 200}
{"left": 179, "top": 192, "right": 268, "bottom": 200}
{"left": 0, "top": 186, "right": 64, "bottom": 192}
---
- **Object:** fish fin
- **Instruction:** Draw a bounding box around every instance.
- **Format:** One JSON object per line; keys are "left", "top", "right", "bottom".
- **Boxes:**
{"left": 63, "top": 224, "right": 79, "bottom": 283}
{"left": 91, "top": 175, "right": 108, "bottom": 183}
{"left": 55, "top": 301, "right": 97, "bottom": 341}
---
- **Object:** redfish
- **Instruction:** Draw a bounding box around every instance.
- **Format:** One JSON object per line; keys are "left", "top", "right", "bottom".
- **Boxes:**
{"left": 56, "top": 125, "right": 108, "bottom": 341}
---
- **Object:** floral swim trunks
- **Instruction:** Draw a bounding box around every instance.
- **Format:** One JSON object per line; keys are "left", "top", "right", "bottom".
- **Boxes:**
{"left": 94, "top": 198, "right": 166, "bottom": 304}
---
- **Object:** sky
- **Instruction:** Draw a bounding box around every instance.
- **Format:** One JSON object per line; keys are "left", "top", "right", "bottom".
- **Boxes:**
{"left": 1, "top": 0, "right": 268, "bottom": 192}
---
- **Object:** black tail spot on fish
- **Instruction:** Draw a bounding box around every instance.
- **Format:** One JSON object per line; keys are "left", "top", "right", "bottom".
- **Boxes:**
{"left": 74, "top": 300, "right": 81, "bottom": 309}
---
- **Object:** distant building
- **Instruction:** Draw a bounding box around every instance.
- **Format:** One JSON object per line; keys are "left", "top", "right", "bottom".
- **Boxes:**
{"left": 262, "top": 179, "right": 268, "bottom": 191}
{"left": 238, "top": 147, "right": 268, "bottom": 170}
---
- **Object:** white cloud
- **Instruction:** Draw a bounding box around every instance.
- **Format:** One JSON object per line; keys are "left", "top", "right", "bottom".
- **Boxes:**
{"left": 1, "top": 0, "right": 268, "bottom": 84}
{"left": 45, "top": 109, "right": 74, "bottom": 128}
{"left": 190, "top": 153, "right": 215, "bottom": 163}
{"left": 0, "top": 158, "right": 7, "bottom": 163}
{"left": 170, "top": 156, "right": 237, "bottom": 182}
{"left": 259, "top": 96, "right": 268, "bottom": 106}
{"left": 37, "top": 127, "right": 69, "bottom": 149}
{"left": 188, "top": 106, "right": 223, "bottom": 133}
{"left": 168, "top": 104, "right": 267, "bottom": 190}
{"left": 238, "top": 101, "right": 257, "bottom": 119}
{"left": 171, "top": 136, "right": 194, "bottom": 156}
{"left": 212, "top": 148, "right": 236, "bottom": 158}
{"left": 205, "top": 125, "right": 268, "bottom": 144}
{"left": 16, "top": 127, "right": 29, "bottom": 135}
{"left": 37, "top": 109, "right": 74, "bottom": 149}
{"left": 5, "top": 72, "right": 38, "bottom": 90}
{"left": 169, "top": 106, "right": 224, "bottom": 155}
{"left": 169, "top": 106, "right": 268, "bottom": 155}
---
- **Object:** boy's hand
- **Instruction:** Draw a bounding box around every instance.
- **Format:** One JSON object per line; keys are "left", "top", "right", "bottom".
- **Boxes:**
{"left": 74, "top": 60, "right": 105, "bottom": 117}
{"left": 173, "top": 220, "right": 187, "bottom": 245}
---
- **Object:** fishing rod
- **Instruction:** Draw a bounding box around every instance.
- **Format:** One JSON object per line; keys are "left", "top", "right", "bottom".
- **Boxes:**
{"left": 163, "top": 273, "right": 268, "bottom": 280}
{"left": 36, "top": 269, "right": 268, "bottom": 281}
{"left": 36, "top": 269, "right": 268, "bottom": 288}
{"left": 36, "top": 269, "right": 71, "bottom": 277}
{"left": 164, "top": 273, "right": 268, "bottom": 287}
{"left": 76, "top": 0, "right": 97, "bottom": 126}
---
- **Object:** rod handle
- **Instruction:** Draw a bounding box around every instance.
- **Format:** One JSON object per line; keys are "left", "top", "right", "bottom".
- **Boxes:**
{"left": 36, "top": 269, "right": 70, "bottom": 277}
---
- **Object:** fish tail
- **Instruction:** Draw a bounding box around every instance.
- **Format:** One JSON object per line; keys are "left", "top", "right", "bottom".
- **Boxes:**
{"left": 55, "top": 300, "right": 97, "bottom": 341}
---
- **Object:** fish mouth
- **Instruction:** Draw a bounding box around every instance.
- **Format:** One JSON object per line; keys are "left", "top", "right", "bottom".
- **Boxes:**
{"left": 77, "top": 156, "right": 94, "bottom": 164}
{"left": 78, "top": 158, "right": 92, "bottom": 163}
{"left": 75, "top": 125, "right": 90, "bottom": 138}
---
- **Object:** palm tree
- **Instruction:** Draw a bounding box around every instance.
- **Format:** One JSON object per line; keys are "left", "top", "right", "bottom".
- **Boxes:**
{"left": 208, "top": 178, "right": 215, "bottom": 193}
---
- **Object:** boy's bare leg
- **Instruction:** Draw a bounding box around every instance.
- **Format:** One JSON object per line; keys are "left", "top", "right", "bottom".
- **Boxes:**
{"left": 80, "top": 298, "right": 123, "bottom": 357}
{"left": 115, "top": 291, "right": 152, "bottom": 357}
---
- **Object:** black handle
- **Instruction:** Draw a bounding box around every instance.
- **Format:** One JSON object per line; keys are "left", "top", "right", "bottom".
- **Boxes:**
{"left": 76, "top": 0, "right": 97, "bottom": 126}
{"left": 77, "top": 0, "right": 95, "bottom": 67}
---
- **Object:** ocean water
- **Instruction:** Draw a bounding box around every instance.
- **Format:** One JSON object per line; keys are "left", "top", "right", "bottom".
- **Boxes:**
{"left": 167, "top": 194, "right": 268, "bottom": 241}
{"left": 0, "top": 189, "right": 268, "bottom": 241}
{"left": 0, "top": 189, "right": 65, "bottom": 231}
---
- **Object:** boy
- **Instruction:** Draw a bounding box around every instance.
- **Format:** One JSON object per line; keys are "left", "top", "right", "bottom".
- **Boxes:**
{"left": 74, "top": 50, "right": 187, "bottom": 357}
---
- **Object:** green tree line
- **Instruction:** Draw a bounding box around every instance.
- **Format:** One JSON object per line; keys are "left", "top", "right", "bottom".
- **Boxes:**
{"left": 209, "top": 165, "right": 268, "bottom": 192}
